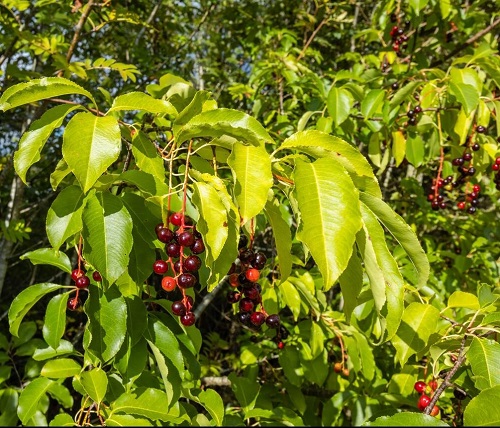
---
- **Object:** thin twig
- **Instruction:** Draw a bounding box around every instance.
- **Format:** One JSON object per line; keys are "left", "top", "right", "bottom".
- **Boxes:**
{"left": 297, "top": 17, "right": 328, "bottom": 62}
{"left": 430, "top": 16, "right": 500, "bottom": 67}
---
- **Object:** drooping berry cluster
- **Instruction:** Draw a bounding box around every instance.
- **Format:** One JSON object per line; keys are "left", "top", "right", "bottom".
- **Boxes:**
{"left": 67, "top": 268, "right": 101, "bottom": 311}
{"left": 414, "top": 380, "right": 439, "bottom": 416}
{"left": 406, "top": 105, "right": 422, "bottom": 127}
{"left": 226, "top": 235, "right": 285, "bottom": 348}
{"left": 389, "top": 23, "right": 409, "bottom": 55}
{"left": 154, "top": 211, "right": 205, "bottom": 326}
{"left": 492, "top": 157, "right": 500, "bottom": 190}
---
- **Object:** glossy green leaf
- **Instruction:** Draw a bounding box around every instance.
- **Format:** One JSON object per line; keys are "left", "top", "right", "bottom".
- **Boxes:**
{"left": 440, "top": 0, "right": 452, "bottom": 17}
{"left": 360, "top": 203, "right": 404, "bottom": 339}
{"left": 82, "top": 192, "right": 133, "bottom": 284}
{"left": 43, "top": 292, "right": 70, "bottom": 349}
{"left": 20, "top": 248, "right": 72, "bottom": 273}
{"left": 108, "top": 92, "right": 176, "bottom": 114}
{"left": 389, "top": 81, "right": 423, "bottom": 108}
{"left": 172, "top": 90, "right": 212, "bottom": 135}
{"left": 245, "top": 407, "right": 303, "bottom": 426}
{"left": 366, "top": 412, "right": 449, "bottom": 426}
{"left": 192, "top": 181, "right": 228, "bottom": 261}
{"left": 197, "top": 389, "right": 224, "bottom": 426}
{"left": 359, "top": 192, "right": 430, "bottom": 288}
{"left": 279, "top": 346, "right": 304, "bottom": 387}
{"left": 62, "top": 112, "right": 121, "bottom": 193}
{"left": 17, "top": 377, "right": 53, "bottom": 425}
{"left": 120, "top": 170, "right": 169, "bottom": 197}
{"left": 85, "top": 285, "right": 127, "bottom": 362}
{"left": 50, "top": 158, "right": 72, "bottom": 191}
{"left": 264, "top": 198, "right": 292, "bottom": 282}
{"left": 80, "top": 368, "right": 108, "bottom": 403}
{"left": 339, "top": 247, "right": 363, "bottom": 323}
{"left": 468, "top": 337, "right": 500, "bottom": 390}
{"left": 227, "top": 143, "right": 273, "bottom": 224}
{"left": 9, "top": 283, "right": 65, "bottom": 337}
{"left": 146, "top": 316, "right": 184, "bottom": 375}
{"left": 280, "top": 280, "right": 301, "bottom": 320}
{"left": 124, "top": 296, "right": 148, "bottom": 346}
{"left": 146, "top": 340, "right": 176, "bottom": 405}
{"left": 176, "top": 108, "right": 273, "bottom": 146}
{"left": 392, "top": 302, "right": 441, "bottom": 366}
{"left": 454, "top": 108, "right": 474, "bottom": 146}
{"left": 49, "top": 413, "right": 75, "bottom": 426}
{"left": 32, "top": 340, "right": 75, "bottom": 361}
{"left": 110, "top": 388, "right": 170, "bottom": 421}
{"left": 120, "top": 192, "right": 158, "bottom": 246}
{"left": 228, "top": 372, "right": 260, "bottom": 413}
{"left": 361, "top": 89, "right": 385, "bottom": 119}
{"left": 131, "top": 131, "right": 166, "bottom": 183}
{"left": 449, "top": 82, "right": 479, "bottom": 116}
{"left": 327, "top": 86, "right": 352, "bottom": 126}
{"left": 406, "top": 134, "right": 425, "bottom": 167}
{"left": 106, "top": 414, "right": 153, "bottom": 426}
{"left": 114, "top": 337, "right": 148, "bottom": 381}
{"left": 47, "top": 382, "right": 73, "bottom": 408}
{"left": 0, "top": 77, "right": 93, "bottom": 111}
{"left": 0, "top": 388, "right": 19, "bottom": 426}
{"left": 463, "top": 385, "right": 500, "bottom": 426}
{"left": 14, "top": 104, "right": 80, "bottom": 183}
{"left": 41, "top": 358, "right": 81, "bottom": 378}
{"left": 409, "top": 0, "right": 430, "bottom": 15}
{"left": 293, "top": 157, "right": 362, "bottom": 289}
{"left": 353, "top": 331, "right": 375, "bottom": 381}
{"left": 447, "top": 291, "right": 480, "bottom": 310}
{"left": 46, "top": 185, "right": 86, "bottom": 249}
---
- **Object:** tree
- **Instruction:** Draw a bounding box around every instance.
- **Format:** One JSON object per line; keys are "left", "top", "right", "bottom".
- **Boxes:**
{"left": 0, "top": 0, "right": 499, "bottom": 426}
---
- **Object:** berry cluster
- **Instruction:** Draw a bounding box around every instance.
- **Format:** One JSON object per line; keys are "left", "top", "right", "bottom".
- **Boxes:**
{"left": 406, "top": 105, "right": 422, "bottom": 127}
{"left": 492, "top": 157, "right": 500, "bottom": 190}
{"left": 414, "top": 380, "right": 439, "bottom": 416}
{"left": 154, "top": 211, "right": 205, "bottom": 327}
{"left": 389, "top": 24, "right": 409, "bottom": 55}
{"left": 67, "top": 268, "right": 101, "bottom": 311}
{"left": 226, "top": 235, "right": 285, "bottom": 348}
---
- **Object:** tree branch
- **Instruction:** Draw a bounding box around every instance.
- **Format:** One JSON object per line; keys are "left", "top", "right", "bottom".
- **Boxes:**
{"left": 430, "top": 16, "right": 500, "bottom": 67}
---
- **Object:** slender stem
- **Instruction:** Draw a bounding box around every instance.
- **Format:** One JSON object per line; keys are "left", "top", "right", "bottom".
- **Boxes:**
{"left": 297, "top": 17, "right": 328, "bottom": 62}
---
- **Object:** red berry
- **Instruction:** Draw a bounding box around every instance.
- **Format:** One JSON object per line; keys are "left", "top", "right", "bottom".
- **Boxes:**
{"left": 333, "top": 362, "right": 342, "bottom": 373}
{"left": 496, "top": 157, "right": 500, "bottom": 165}
{"left": 166, "top": 243, "right": 181, "bottom": 258}
{"left": 239, "top": 297, "right": 254, "bottom": 313}
{"left": 430, "top": 405, "right": 440, "bottom": 417}
{"left": 229, "top": 273, "right": 240, "bottom": 287}
{"left": 71, "top": 269, "right": 84, "bottom": 281}
{"left": 169, "top": 212, "right": 183, "bottom": 227}
{"left": 472, "top": 184, "right": 481, "bottom": 193}
{"left": 153, "top": 260, "right": 168, "bottom": 275}
{"left": 75, "top": 275, "right": 90, "bottom": 289}
{"left": 245, "top": 268, "right": 260, "bottom": 282}
{"left": 277, "top": 341, "right": 285, "bottom": 349}
{"left": 92, "top": 271, "right": 102, "bottom": 282}
{"left": 250, "top": 311, "right": 266, "bottom": 327}
{"left": 67, "top": 297, "right": 81, "bottom": 311}
{"left": 180, "top": 312, "right": 196, "bottom": 326}
{"left": 161, "top": 276, "right": 176, "bottom": 292}
{"left": 493, "top": 163, "right": 500, "bottom": 171}
{"left": 414, "top": 381, "right": 427, "bottom": 394}
{"left": 177, "top": 231, "right": 195, "bottom": 247}
{"left": 457, "top": 201, "right": 466, "bottom": 210}
{"left": 417, "top": 394, "right": 431, "bottom": 411}
{"left": 157, "top": 227, "right": 174, "bottom": 243}
{"left": 429, "top": 380, "right": 438, "bottom": 391}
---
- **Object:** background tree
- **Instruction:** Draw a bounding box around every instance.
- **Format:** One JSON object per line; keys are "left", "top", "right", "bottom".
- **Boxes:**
{"left": 0, "top": 0, "right": 499, "bottom": 426}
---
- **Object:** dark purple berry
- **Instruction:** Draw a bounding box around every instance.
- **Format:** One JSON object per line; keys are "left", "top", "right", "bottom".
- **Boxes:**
{"left": 184, "top": 255, "right": 201, "bottom": 272}
{"left": 180, "top": 312, "right": 196, "bottom": 326}
{"left": 153, "top": 260, "right": 169, "bottom": 275}
{"left": 190, "top": 238, "right": 205, "bottom": 254}
{"left": 266, "top": 314, "right": 280, "bottom": 328}
{"left": 172, "top": 301, "right": 186, "bottom": 316}
{"left": 67, "top": 297, "right": 81, "bottom": 311}
{"left": 463, "top": 153, "right": 472, "bottom": 161}
{"left": 157, "top": 227, "right": 174, "bottom": 243}
{"left": 178, "top": 231, "right": 195, "bottom": 247}
{"left": 238, "top": 234, "right": 249, "bottom": 249}
{"left": 177, "top": 273, "right": 196, "bottom": 289}
{"left": 75, "top": 275, "right": 90, "bottom": 289}
{"left": 239, "top": 298, "right": 254, "bottom": 313}
{"left": 252, "top": 252, "right": 267, "bottom": 270}
{"left": 476, "top": 125, "right": 486, "bottom": 134}
{"left": 166, "top": 243, "right": 181, "bottom": 258}
{"left": 227, "top": 291, "right": 241, "bottom": 304}
{"left": 414, "top": 105, "right": 422, "bottom": 114}
{"left": 238, "top": 312, "right": 251, "bottom": 325}
{"left": 471, "top": 143, "right": 480, "bottom": 151}
{"left": 250, "top": 311, "right": 266, "bottom": 327}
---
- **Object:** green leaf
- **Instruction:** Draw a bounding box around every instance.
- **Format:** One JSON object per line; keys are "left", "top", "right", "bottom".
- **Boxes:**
{"left": 447, "top": 291, "right": 480, "bottom": 310}
{"left": 80, "top": 368, "right": 108, "bottom": 403}
{"left": 227, "top": 372, "right": 260, "bottom": 413}
{"left": 327, "top": 87, "right": 352, "bottom": 126}
{"left": 82, "top": 192, "right": 133, "bottom": 284}
{"left": 17, "top": 378, "right": 54, "bottom": 425}
{"left": 409, "top": 0, "right": 430, "bottom": 15}
{"left": 105, "top": 414, "right": 153, "bottom": 426}
{"left": 49, "top": 413, "right": 75, "bottom": 426}
{"left": 463, "top": 385, "right": 500, "bottom": 426}
{"left": 197, "top": 389, "right": 224, "bottom": 425}
{"left": 110, "top": 388, "right": 170, "bottom": 421}
{"left": 146, "top": 341, "right": 176, "bottom": 406}
{"left": 131, "top": 131, "right": 166, "bottom": 183}
{"left": 32, "top": 340, "right": 75, "bottom": 361}
{"left": 0, "top": 388, "right": 19, "bottom": 426}
{"left": 41, "top": 358, "right": 81, "bottom": 378}
{"left": 172, "top": 90, "right": 212, "bottom": 136}
{"left": 108, "top": 92, "right": 176, "bottom": 114}
{"left": 454, "top": 108, "right": 475, "bottom": 146}
{"left": 392, "top": 130, "right": 406, "bottom": 167}
{"left": 46, "top": 185, "right": 86, "bottom": 249}
{"left": 85, "top": 285, "right": 127, "bottom": 362}
{"left": 0, "top": 77, "right": 94, "bottom": 111}
{"left": 366, "top": 411, "right": 449, "bottom": 426}
{"left": 146, "top": 316, "right": 184, "bottom": 375}
{"left": 124, "top": 296, "right": 148, "bottom": 346}
{"left": 293, "top": 157, "right": 362, "bottom": 289}
{"left": 192, "top": 181, "right": 228, "bottom": 262}
{"left": 361, "top": 89, "right": 385, "bottom": 119}
{"left": 468, "top": 337, "right": 500, "bottom": 390}
{"left": 449, "top": 82, "right": 479, "bottom": 116}
{"left": 392, "top": 302, "right": 441, "bottom": 366}
{"left": 227, "top": 143, "right": 273, "bottom": 224}
{"left": 20, "top": 248, "right": 72, "bottom": 273}
{"left": 50, "top": 158, "right": 72, "bottom": 191}
{"left": 47, "top": 382, "right": 73, "bottom": 408}
{"left": 360, "top": 203, "right": 404, "bottom": 339}
{"left": 359, "top": 192, "right": 430, "bottom": 288}
{"left": 176, "top": 108, "right": 273, "bottom": 146}
{"left": 406, "top": 134, "right": 425, "bottom": 167}
{"left": 114, "top": 337, "right": 148, "bottom": 381}
{"left": 120, "top": 170, "right": 169, "bottom": 197}
{"left": 280, "top": 281, "right": 301, "bottom": 321}
{"left": 43, "top": 292, "right": 70, "bottom": 349}
{"left": 389, "top": 81, "right": 423, "bottom": 108}
{"left": 264, "top": 198, "right": 292, "bottom": 282}
{"left": 278, "top": 130, "right": 381, "bottom": 197}
{"left": 9, "top": 283, "right": 65, "bottom": 337}
{"left": 62, "top": 112, "right": 121, "bottom": 193}
{"left": 338, "top": 246, "right": 363, "bottom": 323}
{"left": 14, "top": 104, "right": 80, "bottom": 183}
